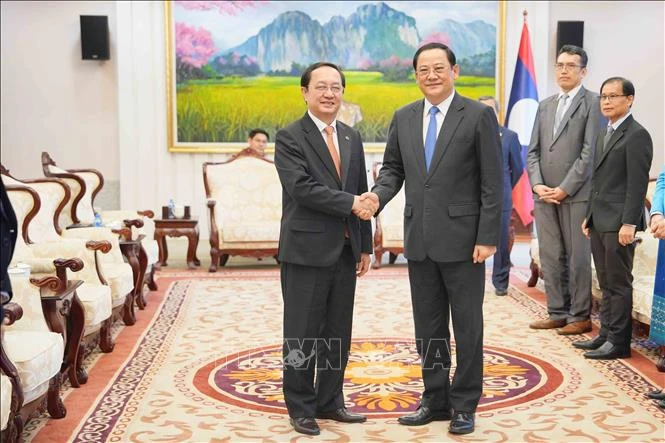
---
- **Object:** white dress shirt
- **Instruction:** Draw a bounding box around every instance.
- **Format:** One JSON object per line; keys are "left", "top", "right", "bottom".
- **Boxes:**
{"left": 308, "top": 110, "right": 340, "bottom": 156}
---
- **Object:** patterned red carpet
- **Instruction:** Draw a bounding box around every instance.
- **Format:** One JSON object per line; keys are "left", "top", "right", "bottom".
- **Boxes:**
{"left": 25, "top": 267, "right": 664, "bottom": 442}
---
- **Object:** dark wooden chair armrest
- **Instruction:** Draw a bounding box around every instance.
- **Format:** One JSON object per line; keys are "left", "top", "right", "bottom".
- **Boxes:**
{"left": 2, "top": 302, "right": 23, "bottom": 326}
{"left": 138, "top": 210, "right": 154, "bottom": 218}
{"left": 86, "top": 240, "right": 112, "bottom": 253}
{"left": 123, "top": 219, "right": 144, "bottom": 229}
{"left": 29, "top": 258, "right": 83, "bottom": 294}
{"left": 112, "top": 227, "right": 132, "bottom": 241}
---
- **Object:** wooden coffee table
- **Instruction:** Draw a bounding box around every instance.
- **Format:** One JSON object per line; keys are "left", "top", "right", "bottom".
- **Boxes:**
{"left": 154, "top": 218, "right": 200, "bottom": 269}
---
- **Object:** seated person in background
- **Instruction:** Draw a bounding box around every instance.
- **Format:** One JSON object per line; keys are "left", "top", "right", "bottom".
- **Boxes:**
{"left": 478, "top": 96, "right": 524, "bottom": 296}
{"left": 247, "top": 128, "right": 269, "bottom": 155}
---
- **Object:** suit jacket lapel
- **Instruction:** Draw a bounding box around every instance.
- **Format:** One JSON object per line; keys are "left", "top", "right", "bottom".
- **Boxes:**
{"left": 428, "top": 94, "right": 464, "bottom": 177}
{"left": 595, "top": 115, "right": 632, "bottom": 169}
{"left": 409, "top": 100, "right": 428, "bottom": 179}
{"left": 337, "top": 123, "right": 352, "bottom": 189}
{"left": 301, "top": 113, "right": 342, "bottom": 187}
{"left": 551, "top": 87, "right": 585, "bottom": 146}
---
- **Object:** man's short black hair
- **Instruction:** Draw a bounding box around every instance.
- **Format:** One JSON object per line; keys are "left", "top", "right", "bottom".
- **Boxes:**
{"left": 249, "top": 128, "right": 269, "bottom": 140}
{"left": 600, "top": 77, "right": 635, "bottom": 98}
{"left": 300, "top": 62, "right": 346, "bottom": 89}
{"left": 558, "top": 45, "right": 588, "bottom": 67}
{"left": 413, "top": 42, "right": 457, "bottom": 70}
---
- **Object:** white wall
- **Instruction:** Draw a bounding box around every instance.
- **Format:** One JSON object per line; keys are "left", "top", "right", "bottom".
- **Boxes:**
{"left": 0, "top": 1, "right": 119, "bottom": 183}
{"left": 548, "top": 1, "right": 664, "bottom": 176}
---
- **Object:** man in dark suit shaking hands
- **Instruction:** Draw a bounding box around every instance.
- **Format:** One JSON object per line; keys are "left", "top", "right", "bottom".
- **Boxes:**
{"left": 575, "top": 77, "right": 653, "bottom": 359}
{"left": 366, "top": 43, "right": 502, "bottom": 435}
{"left": 274, "top": 62, "right": 374, "bottom": 436}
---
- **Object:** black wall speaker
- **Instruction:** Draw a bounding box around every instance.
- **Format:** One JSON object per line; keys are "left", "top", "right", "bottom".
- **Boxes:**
{"left": 556, "top": 21, "right": 584, "bottom": 55}
{"left": 80, "top": 15, "right": 110, "bottom": 60}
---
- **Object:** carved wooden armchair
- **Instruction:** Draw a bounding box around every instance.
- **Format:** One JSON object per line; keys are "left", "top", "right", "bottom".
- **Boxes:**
{"left": 371, "top": 161, "right": 406, "bottom": 269}
{"left": 203, "top": 148, "right": 281, "bottom": 272}
{"left": 0, "top": 271, "right": 67, "bottom": 431}
{"left": 3, "top": 173, "right": 115, "bottom": 382}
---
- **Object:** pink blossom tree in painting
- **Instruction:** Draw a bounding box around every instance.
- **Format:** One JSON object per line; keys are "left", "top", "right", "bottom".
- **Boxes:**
{"left": 175, "top": 22, "right": 215, "bottom": 81}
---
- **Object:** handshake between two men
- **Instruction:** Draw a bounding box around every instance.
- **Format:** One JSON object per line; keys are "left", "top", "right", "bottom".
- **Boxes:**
{"left": 352, "top": 192, "right": 379, "bottom": 220}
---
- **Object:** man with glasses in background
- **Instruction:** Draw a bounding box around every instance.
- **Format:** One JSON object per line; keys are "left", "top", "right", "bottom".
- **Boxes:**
{"left": 274, "top": 62, "right": 374, "bottom": 436}
{"left": 527, "top": 45, "right": 604, "bottom": 336}
{"left": 576, "top": 77, "right": 652, "bottom": 359}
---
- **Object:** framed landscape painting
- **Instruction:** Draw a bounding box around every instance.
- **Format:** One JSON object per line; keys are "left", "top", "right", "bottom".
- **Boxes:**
{"left": 165, "top": 1, "right": 504, "bottom": 153}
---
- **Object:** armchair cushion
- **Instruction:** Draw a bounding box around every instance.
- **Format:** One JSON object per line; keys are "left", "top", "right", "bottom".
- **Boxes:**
{"left": 77, "top": 283, "right": 113, "bottom": 328}
{"left": 2, "top": 330, "right": 63, "bottom": 404}
{"left": 0, "top": 374, "right": 10, "bottom": 431}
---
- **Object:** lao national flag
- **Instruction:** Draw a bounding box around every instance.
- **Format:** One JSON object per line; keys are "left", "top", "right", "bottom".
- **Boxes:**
{"left": 505, "top": 19, "right": 539, "bottom": 226}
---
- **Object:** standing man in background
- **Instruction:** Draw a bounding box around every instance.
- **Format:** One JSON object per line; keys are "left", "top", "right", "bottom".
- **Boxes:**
{"left": 274, "top": 62, "right": 374, "bottom": 436}
{"left": 367, "top": 42, "right": 502, "bottom": 435}
{"left": 576, "top": 77, "right": 653, "bottom": 359}
{"left": 527, "top": 45, "right": 603, "bottom": 336}
{"left": 479, "top": 96, "right": 524, "bottom": 296}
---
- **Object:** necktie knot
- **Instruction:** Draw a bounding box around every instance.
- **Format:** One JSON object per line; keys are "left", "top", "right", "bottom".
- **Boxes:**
{"left": 324, "top": 125, "right": 334, "bottom": 136}
{"left": 560, "top": 93, "right": 569, "bottom": 102}
{"left": 606, "top": 125, "right": 614, "bottom": 135}
{"left": 429, "top": 106, "right": 439, "bottom": 116}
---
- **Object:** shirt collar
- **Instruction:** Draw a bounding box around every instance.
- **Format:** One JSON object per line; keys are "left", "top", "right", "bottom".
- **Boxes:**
{"left": 609, "top": 111, "right": 632, "bottom": 131}
{"left": 559, "top": 83, "right": 582, "bottom": 101}
{"left": 308, "top": 110, "right": 337, "bottom": 134}
{"left": 424, "top": 90, "right": 455, "bottom": 117}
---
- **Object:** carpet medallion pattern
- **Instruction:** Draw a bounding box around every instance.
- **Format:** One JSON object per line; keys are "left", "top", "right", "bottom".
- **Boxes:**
{"left": 190, "top": 339, "right": 566, "bottom": 418}
{"left": 26, "top": 269, "right": 664, "bottom": 442}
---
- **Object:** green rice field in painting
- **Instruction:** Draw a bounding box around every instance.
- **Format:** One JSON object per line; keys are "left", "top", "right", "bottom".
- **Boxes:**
{"left": 176, "top": 71, "right": 494, "bottom": 143}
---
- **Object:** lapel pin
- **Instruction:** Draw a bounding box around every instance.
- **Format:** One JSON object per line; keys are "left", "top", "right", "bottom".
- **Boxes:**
{"left": 345, "top": 135, "right": 350, "bottom": 140}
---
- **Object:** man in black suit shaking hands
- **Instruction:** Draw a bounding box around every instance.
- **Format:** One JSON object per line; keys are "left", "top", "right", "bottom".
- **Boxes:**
{"left": 274, "top": 62, "right": 375, "bottom": 436}
{"left": 366, "top": 43, "right": 503, "bottom": 435}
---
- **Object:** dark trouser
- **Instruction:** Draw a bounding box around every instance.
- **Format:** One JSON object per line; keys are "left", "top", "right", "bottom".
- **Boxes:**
{"left": 407, "top": 257, "right": 485, "bottom": 413}
{"left": 281, "top": 245, "right": 357, "bottom": 418}
{"left": 492, "top": 208, "right": 513, "bottom": 290}
{"left": 590, "top": 230, "right": 635, "bottom": 348}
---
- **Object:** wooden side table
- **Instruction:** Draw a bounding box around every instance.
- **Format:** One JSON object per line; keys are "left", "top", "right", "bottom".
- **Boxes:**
{"left": 154, "top": 218, "right": 200, "bottom": 269}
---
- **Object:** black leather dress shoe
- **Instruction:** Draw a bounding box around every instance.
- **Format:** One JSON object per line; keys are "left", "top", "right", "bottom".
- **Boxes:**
{"left": 449, "top": 411, "right": 475, "bottom": 434}
{"left": 647, "top": 389, "right": 665, "bottom": 400}
{"left": 572, "top": 335, "right": 606, "bottom": 350}
{"left": 397, "top": 406, "right": 452, "bottom": 426}
{"left": 290, "top": 417, "right": 320, "bottom": 435}
{"left": 316, "top": 408, "right": 366, "bottom": 423}
{"left": 495, "top": 288, "right": 508, "bottom": 296}
{"left": 583, "top": 342, "right": 630, "bottom": 360}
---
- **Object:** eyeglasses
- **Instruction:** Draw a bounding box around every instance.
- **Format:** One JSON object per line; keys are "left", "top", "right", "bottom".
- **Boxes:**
{"left": 312, "top": 84, "right": 343, "bottom": 95}
{"left": 555, "top": 63, "right": 584, "bottom": 71}
{"left": 416, "top": 65, "right": 449, "bottom": 77}
{"left": 600, "top": 94, "right": 628, "bottom": 102}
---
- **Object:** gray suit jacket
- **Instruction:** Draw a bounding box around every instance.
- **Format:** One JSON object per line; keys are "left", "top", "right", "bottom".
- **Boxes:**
{"left": 527, "top": 86, "right": 603, "bottom": 202}
{"left": 372, "top": 93, "right": 503, "bottom": 262}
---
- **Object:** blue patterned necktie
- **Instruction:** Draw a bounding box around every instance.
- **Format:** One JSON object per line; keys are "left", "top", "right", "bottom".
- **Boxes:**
{"left": 425, "top": 106, "right": 439, "bottom": 171}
